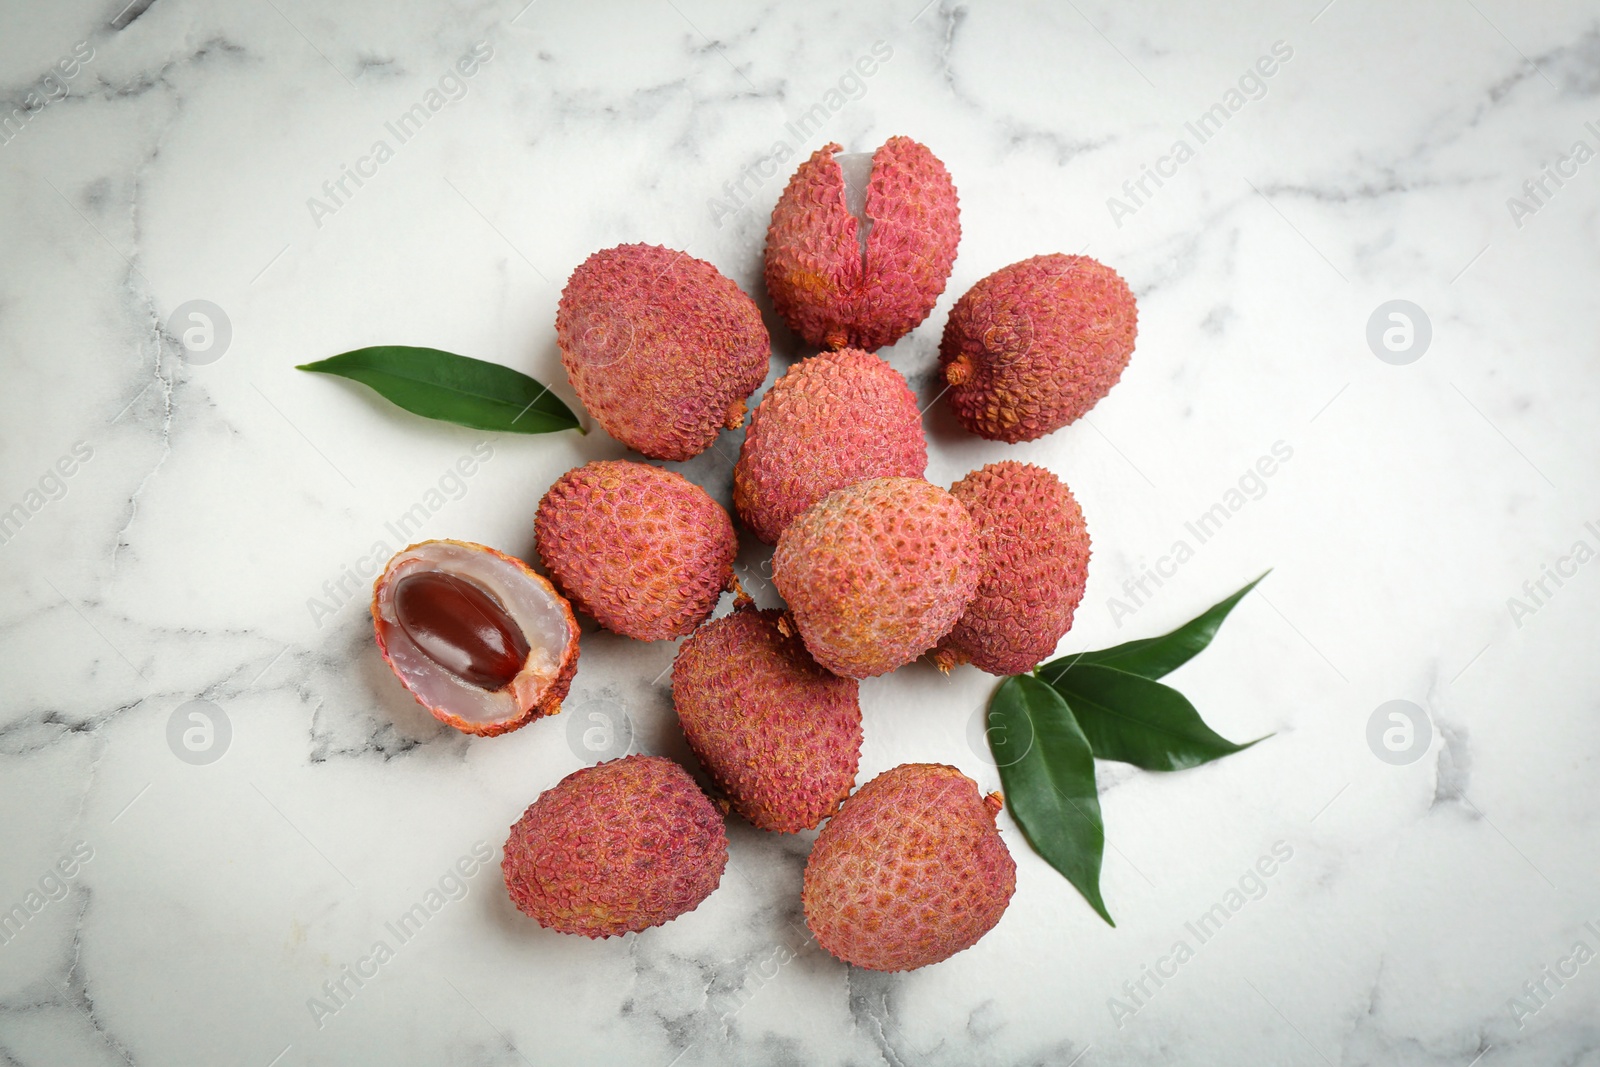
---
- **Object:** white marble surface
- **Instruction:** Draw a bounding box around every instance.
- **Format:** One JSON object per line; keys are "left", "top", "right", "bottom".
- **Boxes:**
{"left": 2, "top": 0, "right": 1598, "bottom": 1063}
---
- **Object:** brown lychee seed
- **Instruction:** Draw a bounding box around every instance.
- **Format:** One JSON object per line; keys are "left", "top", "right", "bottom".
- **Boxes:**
{"left": 502, "top": 755, "right": 728, "bottom": 938}
{"left": 802, "top": 763, "right": 1016, "bottom": 971}
{"left": 672, "top": 604, "right": 861, "bottom": 832}
{"left": 940, "top": 253, "right": 1137, "bottom": 442}
{"left": 771, "top": 477, "right": 982, "bottom": 678}
{"left": 372, "top": 540, "right": 580, "bottom": 736}
{"left": 557, "top": 243, "right": 770, "bottom": 460}
{"left": 765, "top": 137, "right": 960, "bottom": 352}
{"left": 733, "top": 347, "right": 927, "bottom": 544}
{"left": 936, "top": 462, "right": 1091, "bottom": 675}
{"left": 535, "top": 460, "right": 737, "bottom": 641}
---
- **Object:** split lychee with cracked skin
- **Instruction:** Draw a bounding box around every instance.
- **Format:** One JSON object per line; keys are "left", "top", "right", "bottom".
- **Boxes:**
{"left": 371, "top": 540, "right": 580, "bottom": 736}
{"left": 940, "top": 253, "right": 1137, "bottom": 442}
{"left": 771, "top": 476, "right": 982, "bottom": 679}
{"left": 935, "top": 462, "right": 1091, "bottom": 676}
{"left": 672, "top": 601, "right": 861, "bottom": 833}
{"left": 733, "top": 347, "right": 927, "bottom": 544}
{"left": 502, "top": 755, "right": 728, "bottom": 938}
{"left": 803, "top": 763, "right": 1016, "bottom": 972}
{"left": 557, "top": 243, "right": 770, "bottom": 461}
{"left": 535, "top": 460, "right": 737, "bottom": 641}
{"left": 765, "top": 137, "right": 960, "bottom": 352}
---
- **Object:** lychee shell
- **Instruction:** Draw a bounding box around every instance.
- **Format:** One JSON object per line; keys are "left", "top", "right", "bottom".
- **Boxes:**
{"left": 802, "top": 763, "right": 1016, "bottom": 972}
{"left": 733, "top": 348, "right": 927, "bottom": 544}
{"left": 502, "top": 755, "right": 728, "bottom": 938}
{"left": 673, "top": 606, "right": 861, "bottom": 832}
{"left": 940, "top": 253, "right": 1136, "bottom": 442}
{"left": 535, "top": 460, "right": 736, "bottom": 641}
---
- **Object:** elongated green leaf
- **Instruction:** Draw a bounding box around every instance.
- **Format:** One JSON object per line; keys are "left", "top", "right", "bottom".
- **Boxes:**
{"left": 1039, "top": 571, "right": 1270, "bottom": 685}
{"left": 298, "top": 347, "right": 582, "bottom": 434}
{"left": 1047, "top": 662, "right": 1266, "bottom": 771}
{"left": 988, "top": 675, "right": 1112, "bottom": 925}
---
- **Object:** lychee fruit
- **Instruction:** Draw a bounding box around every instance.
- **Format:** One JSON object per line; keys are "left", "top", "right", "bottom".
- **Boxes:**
{"left": 535, "top": 460, "right": 736, "bottom": 641}
{"left": 557, "top": 243, "right": 770, "bottom": 460}
{"left": 803, "top": 763, "right": 1016, "bottom": 971}
{"left": 733, "top": 348, "right": 927, "bottom": 544}
{"left": 935, "top": 462, "right": 1091, "bottom": 675}
{"left": 772, "top": 477, "right": 982, "bottom": 678}
{"left": 672, "top": 603, "right": 861, "bottom": 832}
{"left": 765, "top": 137, "right": 960, "bottom": 352}
{"left": 940, "top": 254, "right": 1137, "bottom": 442}
{"left": 371, "top": 540, "right": 580, "bottom": 736}
{"left": 502, "top": 755, "right": 728, "bottom": 938}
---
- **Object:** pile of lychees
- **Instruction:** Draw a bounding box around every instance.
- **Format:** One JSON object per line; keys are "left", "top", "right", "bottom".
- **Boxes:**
{"left": 369, "top": 136, "right": 1137, "bottom": 972}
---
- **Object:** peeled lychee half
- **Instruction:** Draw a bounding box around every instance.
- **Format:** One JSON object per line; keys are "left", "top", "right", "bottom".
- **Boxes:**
{"left": 672, "top": 603, "right": 861, "bottom": 832}
{"left": 557, "top": 243, "right": 770, "bottom": 460}
{"left": 733, "top": 348, "right": 927, "bottom": 544}
{"left": 535, "top": 460, "right": 737, "bottom": 641}
{"left": 371, "top": 540, "right": 580, "bottom": 736}
{"left": 765, "top": 137, "right": 960, "bottom": 352}
{"left": 803, "top": 763, "right": 1016, "bottom": 971}
{"left": 502, "top": 755, "right": 728, "bottom": 938}
{"left": 772, "top": 477, "right": 982, "bottom": 678}
{"left": 936, "top": 462, "right": 1091, "bottom": 675}
{"left": 940, "top": 254, "right": 1137, "bottom": 442}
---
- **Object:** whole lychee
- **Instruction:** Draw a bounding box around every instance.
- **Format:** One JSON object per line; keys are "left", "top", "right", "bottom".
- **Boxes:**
{"left": 772, "top": 477, "right": 981, "bottom": 678}
{"left": 936, "top": 462, "right": 1091, "bottom": 675}
{"left": 672, "top": 603, "right": 861, "bottom": 832}
{"left": 557, "top": 243, "right": 770, "bottom": 460}
{"left": 940, "top": 254, "right": 1137, "bottom": 442}
{"left": 502, "top": 755, "right": 728, "bottom": 938}
{"left": 803, "top": 763, "right": 1016, "bottom": 971}
{"left": 733, "top": 348, "right": 927, "bottom": 544}
{"left": 535, "top": 460, "right": 736, "bottom": 641}
{"left": 765, "top": 137, "right": 960, "bottom": 352}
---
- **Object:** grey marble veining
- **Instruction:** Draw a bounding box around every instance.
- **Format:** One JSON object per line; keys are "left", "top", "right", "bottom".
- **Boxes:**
{"left": 2, "top": 0, "right": 1598, "bottom": 1064}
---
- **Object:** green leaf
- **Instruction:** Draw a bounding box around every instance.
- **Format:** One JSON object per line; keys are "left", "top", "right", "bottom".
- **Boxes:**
{"left": 1038, "top": 570, "right": 1269, "bottom": 684}
{"left": 1046, "top": 662, "right": 1266, "bottom": 771}
{"left": 987, "top": 675, "right": 1113, "bottom": 926}
{"left": 298, "top": 347, "right": 582, "bottom": 434}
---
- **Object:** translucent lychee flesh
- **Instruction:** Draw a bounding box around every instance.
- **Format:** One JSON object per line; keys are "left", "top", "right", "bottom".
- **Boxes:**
{"left": 372, "top": 540, "right": 580, "bottom": 736}
{"left": 835, "top": 151, "right": 874, "bottom": 257}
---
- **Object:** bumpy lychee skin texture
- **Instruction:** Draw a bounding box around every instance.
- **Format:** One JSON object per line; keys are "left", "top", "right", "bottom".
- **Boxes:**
{"left": 535, "top": 461, "right": 736, "bottom": 641}
{"left": 673, "top": 604, "right": 862, "bottom": 832}
{"left": 557, "top": 243, "right": 770, "bottom": 460}
{"left": 733, "top": 349, "right": 927, "bottom": 544}
{"left": 765, "top": 137, "right": 960, "bottom": 352}
{"left": 940, "top": 254, "right": 1137, "bottom": 442}
{"left": 502, "top": 756, "right": 728, "bottom": 938}
{"left": 936, "top": 463, "right": 1091, "bottom": 675}
{"left": 803, "top": 763, "right": 1016, "bottom": 972}
{"left": 772, "top": 477, "right": 982, "bottom": 678}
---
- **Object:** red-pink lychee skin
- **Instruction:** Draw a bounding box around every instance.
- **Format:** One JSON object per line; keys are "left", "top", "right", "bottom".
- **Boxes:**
{"left": 673, "top": 606, "right": 861, "bottom": 832}
{"left": 802, "top": 763, "right": 1016, "bottom": 972}
{"left": 502, "top": 755, "right": 728, "bottom": 938}
{"left": 765, "top": 137, "right": 960, "bottom": 352}
{"left": 940, "top": 254, "right": 1137, "bottom": 442}
{"left": 937, "top": 462, "right": 1091, "bottom": 675}
{"left": 733, "top": 348, "right": 927, "bottom": 544}
{"left": 772, "top": 477, "right": 982, "bottom": 679}
{"left": 535, "top": 460, "right": 736, "bottom": 641}
{"left": 557, "top": 243, "right": 770, "bottom": 460}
